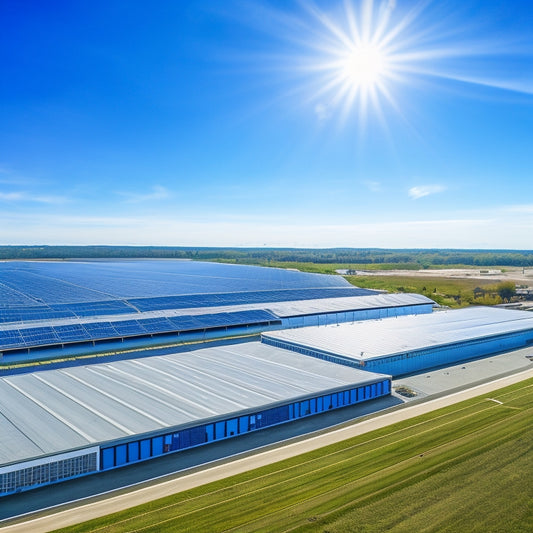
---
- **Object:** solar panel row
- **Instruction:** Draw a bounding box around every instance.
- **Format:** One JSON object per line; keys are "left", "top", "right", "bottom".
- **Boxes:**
{"left": 0, "top": 310, "right": 280, "bottom": 351}
{"left": 129, "top": 288, "right": 374, "bottom": 312}
{"left": 0, "top": 288, "right": 375, "bottom": 324}
{"left": 0, "top": 309, "right": 77, "bottom": 323}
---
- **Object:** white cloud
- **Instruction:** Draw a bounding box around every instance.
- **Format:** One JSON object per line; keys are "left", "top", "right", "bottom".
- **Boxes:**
{"left": 408, "top": 184, "right": 446, "bottom": 199}
{"left": 118, "top": 185, "right": 171, "bottom": 203}
{"left": 0, "top": 191, "right": 69, "bottom": 204}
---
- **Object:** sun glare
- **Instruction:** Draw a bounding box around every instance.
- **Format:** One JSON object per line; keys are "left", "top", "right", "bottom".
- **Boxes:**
{"left": 342, "top": 44, "right": 386, "bottom": 88}
{"left": 259, "top": 0, "right": 530, "bottom": 131}
{"left": 295, "top": 0, "right": 407, "bottom": 127}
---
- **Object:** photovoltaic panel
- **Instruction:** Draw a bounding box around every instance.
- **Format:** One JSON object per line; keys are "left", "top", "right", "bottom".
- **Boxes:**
{"left": 20, "top": 327, "right": 60, "bottom": 346}
{"left": 52, "top": 324, "right": 92, "bottom": 343}
{"left": 111, "top": 320, "right": 145, "bottom": 336}
{"left": 0, "top": 330, "right": 24, "bottom": 347}
{"left": 167, "top": 316, "right": 202, "bottom": 331}
{"left": 82, "top": 322, "right": 119, "bottom": 338}
{"left": 0, "top": 309, "right": 76, "bottom": 324}
{"left": 58, "top": 301, "right": 134, "bottom": 318}
{"left": 138, "top": 317, "right": 176, "bottom": 333}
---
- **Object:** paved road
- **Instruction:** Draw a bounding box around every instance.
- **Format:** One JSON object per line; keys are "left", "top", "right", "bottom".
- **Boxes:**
{"left": 2, "top": 368, "right": 532, "bottom": 533}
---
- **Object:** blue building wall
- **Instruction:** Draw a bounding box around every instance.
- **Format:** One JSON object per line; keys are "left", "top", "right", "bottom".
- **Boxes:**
{"left": 280, "top": 304, "right": 432, "bottom": 329}
{"left": 99, "top": 379, "right": 391, "bottom": 471}
{"left": 364, "top": 328, "right": 533, "bottom": 376}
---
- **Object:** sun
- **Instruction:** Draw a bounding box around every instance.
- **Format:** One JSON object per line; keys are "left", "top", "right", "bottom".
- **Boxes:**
{"left": 294, "top": 0, "right": 405, "bottom": 125}
{"left": 341, "top": 44, "right": 387, "bottom": 89}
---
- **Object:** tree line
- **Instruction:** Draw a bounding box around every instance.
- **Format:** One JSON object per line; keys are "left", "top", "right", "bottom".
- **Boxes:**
{"left": 1, "top": 246, "right": 533, "bottom": 266}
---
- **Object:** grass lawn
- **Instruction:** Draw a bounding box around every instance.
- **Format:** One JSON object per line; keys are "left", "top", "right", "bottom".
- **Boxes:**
{"left": 55, "top": 378, "right": 533, "bottom": 533}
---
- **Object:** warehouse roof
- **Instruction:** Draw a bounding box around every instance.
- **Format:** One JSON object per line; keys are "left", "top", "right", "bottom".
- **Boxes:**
{"left": 0, "top": 341, "right": 388, "bottom": 466}
{"left": 266, "top": 292, "right": 433, "bottom": 318}
{"left": 263, "top": 307, "right": 533, "bottom": 362}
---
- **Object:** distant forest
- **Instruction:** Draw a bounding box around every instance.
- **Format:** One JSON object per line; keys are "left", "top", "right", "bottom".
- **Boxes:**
{"left": 2, "top": 246, "right": 533, "bottom": 267}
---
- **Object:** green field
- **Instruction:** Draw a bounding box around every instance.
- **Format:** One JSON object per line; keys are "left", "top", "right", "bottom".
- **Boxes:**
{"left": 56, "top": 378, "right": 533, "bottom": 533}
{"left": 345, "top": 274, "right": 504, "bottom": 308}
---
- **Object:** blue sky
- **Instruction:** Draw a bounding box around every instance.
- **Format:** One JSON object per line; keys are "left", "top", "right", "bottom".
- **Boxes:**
{"left": 1, "top": 0, "right": 532, "bottom": 248}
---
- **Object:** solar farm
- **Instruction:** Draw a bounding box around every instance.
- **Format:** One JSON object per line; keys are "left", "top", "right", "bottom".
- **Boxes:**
{"left": 0, "top": 261, "right": 433, "bottom": 360}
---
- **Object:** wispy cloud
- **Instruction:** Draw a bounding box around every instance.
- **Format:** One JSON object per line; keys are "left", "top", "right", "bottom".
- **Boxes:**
{"left": 408, "top": 184, "right": 446, "bottom": 200}
{"left": 118, "top": 185, "right": 171, "bottom": 203}
{"left": 0, "top": 192, "right": 24, "bottom": 201}
{"left": 502, "top": 204, "right": 533, "bottom": 214}
{"left": 0, "top": 191, "right": 69, "bottom": 204}
{"left": 0, "top": 169, "right": 45, "bottom": 186}
{"left": 362, "top": 180, "right": 382, "bottom": 193}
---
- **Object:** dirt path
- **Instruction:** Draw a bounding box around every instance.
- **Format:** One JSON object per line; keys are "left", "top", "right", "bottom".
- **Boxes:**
{"left": 2, "top": 368, "right": 532, "bottom": 533}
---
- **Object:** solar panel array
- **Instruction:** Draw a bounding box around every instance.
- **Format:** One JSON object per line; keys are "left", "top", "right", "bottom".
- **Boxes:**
{"left": 0, "top": 261, "right": 374, "bottom": 325}
{"left": 0, "top": 289, "right": 374, "bottom": 324}
{"left": 0, "top": 261, "right": 382, "bottom": 353}
{"left": 0, "top": 261, "right": 355, "bottom": 305}
{"left": 0, "top": 310, "right": 280, "bottom": 351}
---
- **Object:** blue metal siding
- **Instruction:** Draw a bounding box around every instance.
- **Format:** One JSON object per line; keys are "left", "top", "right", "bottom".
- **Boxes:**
{"left": 99, "top": 378, "right": 391, "bottom": 471}
{"left": 281, "top": 303, "right": 432, "bottom": 330}
{"left": 226, "top": 418, "right": 239, "bottom": 436}
{"left": 140, "top": 439, "right": 151, "bottom": 459}
{"left": 365, "top": 328, "right": 533, "bottom": 376}
{"left": 128, "top": 442, "right": 139, "bottom": 462}
{"left": 115, "top": 444, "right": 127, "bottom": 466}
{"left": 101, "top": 447, "right": 114, "bottom": 470}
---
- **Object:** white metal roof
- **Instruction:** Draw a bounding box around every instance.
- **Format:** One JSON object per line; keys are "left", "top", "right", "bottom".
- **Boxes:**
{"left": 0, "top": 342, "right": 387, "bottom": 466}
{"left": 263, "top": 307, "right": 533, "bottom": 362}
{"left": 265, "top": 292, "right": 433, "bottom": 318}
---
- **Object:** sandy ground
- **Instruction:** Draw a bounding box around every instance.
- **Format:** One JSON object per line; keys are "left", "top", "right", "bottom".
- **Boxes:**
{"left": 343, "top": 267, "right": 533, "bottom": 284}
{"left": 2, "top": 367, "right": 532, "bottom": 533}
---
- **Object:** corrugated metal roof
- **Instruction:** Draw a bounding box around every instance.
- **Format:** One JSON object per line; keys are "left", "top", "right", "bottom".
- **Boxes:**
{"left": 263, "top": 307, "right": 533, "bottom": 362}
{"left": 0, "top": 342, "right": 387, "bottom": 466}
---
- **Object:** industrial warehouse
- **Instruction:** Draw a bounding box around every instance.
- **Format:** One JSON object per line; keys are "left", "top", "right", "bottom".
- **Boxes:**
{"left": 1, "top": 260, "right": 532, "bottom": 497}
{"left": 263, "top": 307, "right": 533, "bottom": 376}
{"left": 0, "top": 342, "right": 390, "bottom": 496}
